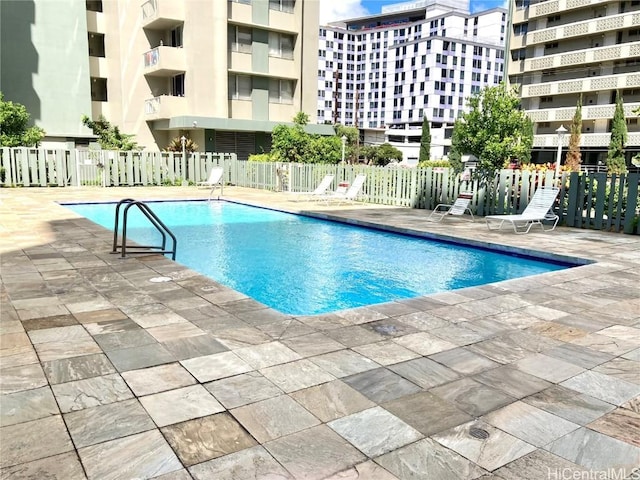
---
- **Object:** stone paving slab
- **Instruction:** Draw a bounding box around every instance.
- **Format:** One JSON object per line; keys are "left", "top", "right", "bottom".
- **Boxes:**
{"left": 1, "top": 186, "right": 639, "bottom": 479}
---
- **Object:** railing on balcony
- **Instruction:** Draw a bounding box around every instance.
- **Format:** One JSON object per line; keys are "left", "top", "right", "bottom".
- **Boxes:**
{"left": 144, "top": 97, "right": 161, "bottom": 115}
{"left": 526, "top": 102, "right": 640, "bottom": 123}
{"left": 533, "top": 132, "right": 640, "bottom": 148}
{"left": 141, "top": 0, "right": 157, "bottom": 19}
{"left": 522, "top": 72, "right": 640, "bottom": 98}
{"left": 524, "top": 42, "right": 640, "bottom": 73}
{"left": 529, "top": 0, "right": 608, "bottom": 18}
{"left": 144, "top": 48, "right": 159, "bottom": 68}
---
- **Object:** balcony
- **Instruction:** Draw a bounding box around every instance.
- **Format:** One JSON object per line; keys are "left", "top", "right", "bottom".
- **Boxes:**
{"left": 141, "top": 0, "right": 184, "bottom": 30}
{"left": 144, "top": 95, "right": 187, "bottom": 120}
{"left": 522, "top": 72, "right": 640, "bottom": 98}
{"left": 529, "top": 0, "right": 614, "bottom": 19}
{"left": 533, "top": 131, "right": 640, "bottom": 148}
{"left": 524, "top": 41, "right": 640, "bottom": 73}
{"left": 525, "top": 11, "right": 640, "bottom": 46}
{"left": 526, "top": 102, "right": 640, "bottom": 123}
{"left": 143, "top": 47, "right": 186, "bottom": 77}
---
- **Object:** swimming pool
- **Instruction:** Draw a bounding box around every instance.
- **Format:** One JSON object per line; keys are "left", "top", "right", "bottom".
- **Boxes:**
{"left": 65, "top": 200, "right": 573, "bottom": 315}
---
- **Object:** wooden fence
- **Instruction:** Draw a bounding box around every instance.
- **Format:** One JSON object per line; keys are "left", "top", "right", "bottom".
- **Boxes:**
{"left": 1, "top": 148, "right": 638, "bottom": 234}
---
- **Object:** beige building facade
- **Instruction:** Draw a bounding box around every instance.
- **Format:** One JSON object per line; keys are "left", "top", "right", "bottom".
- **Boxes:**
{"left": 2, "top": 0, "right": 331, "bottom": 157}
{"left": 507, "top": 0, "right": 640, "bottom": 166}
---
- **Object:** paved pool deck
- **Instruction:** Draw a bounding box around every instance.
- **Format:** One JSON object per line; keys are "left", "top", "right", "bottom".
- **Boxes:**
{"left": 0, "top": 186, "right": 639, "bottom": 480}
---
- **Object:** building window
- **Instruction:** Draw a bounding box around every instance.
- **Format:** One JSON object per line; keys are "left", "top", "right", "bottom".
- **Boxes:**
{"left": 90, "top": 77, "right": 107, "bottom": 101}
{"left": 229, "top": 74, "right": 252, "bottom": 100}
{"left": 269, "top": 0, "right": 294, "bottom": 13}
{"left": 269, "top": 32, "right": 294, "bottom": 59}
{"left": 269, "top": 78, "right": 294, "bottom": 104}
{"left": 86, "top": 0, "right": 103, "bottom": 12}
{"left": 88, "top": 33, "right": 105, "bottom": 57}
{"left": 230, "top": 26, "right": 252, "bottom": 53}
{"left": 172, "top": 74, "right": 185, "bottom": 96}
{"left": 513, "top": 23, "right": 528, "bottom": 36}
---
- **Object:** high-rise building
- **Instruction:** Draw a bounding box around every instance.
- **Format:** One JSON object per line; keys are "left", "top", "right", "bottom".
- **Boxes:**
{"left": 317, "top": 0, "right": 507, "bottom": 162}
{"left": 1, "top": 0, "right": 331, "bottom": 156}
{"left": 507, "top": 0, "right": 640, "bottom": 166}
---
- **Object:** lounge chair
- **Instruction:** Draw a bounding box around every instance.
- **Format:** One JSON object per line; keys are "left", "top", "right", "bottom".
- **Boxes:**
{"left": 197, "top": 167, "right": 224, "bottom": 198}
{"left": 287, "top": 174, "right": 334, "bottom": 201}
{"left": 428, "top": 192, "right": 474, "bottom": 222}
{"left": 321, "top": 174, "right": 367, "bottom": 205}
{"left": 485, "top": 186, "right": 560, "bottom": 234}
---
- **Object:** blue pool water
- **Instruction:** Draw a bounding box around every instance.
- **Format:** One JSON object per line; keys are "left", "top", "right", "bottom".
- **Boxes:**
{"left": 65, "top": 200, "right": 571, "bottom": 315}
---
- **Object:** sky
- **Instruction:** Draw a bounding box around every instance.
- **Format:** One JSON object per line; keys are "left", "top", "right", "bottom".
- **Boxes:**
{"left": 319, "top": 0, "right": 509, "bottom": 24}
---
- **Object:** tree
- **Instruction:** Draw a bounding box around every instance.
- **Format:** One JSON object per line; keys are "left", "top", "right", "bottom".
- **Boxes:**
{"left": 0, "top": 92, "right": 45, "bottom": 147}
{"left": 565, "top": 95, "right": 582, "bottom": 172}
{"left": 270, "top": 113, "right": 343, "bottom": 164}
{"left": 81, "top": 115, "right": 139, "bottom": 150}
{"left": 606, "top": 91, "right": 628, "bottom": 174}
{"left": 362, "top": 143, "right": 402, "bottom": 166}
{"left": 450, "top": 83, "right": 533, "bottom": 182}
{"left": 334, "top": 124, "right": 359, "bottom": 163}
{"left": 419, "top": 116, "right": 431, "bottom": 162}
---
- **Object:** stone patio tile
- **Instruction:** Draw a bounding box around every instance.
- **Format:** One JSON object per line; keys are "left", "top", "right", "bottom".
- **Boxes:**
{"left": 570, "top": 333, "right": 638, "bottom": 356}
{"left": 428, "top": 304, "right": 478, "bottom": 323}
{"left": 139, "top": 385, "right": 224, "bottom": 427}
{"left": 622, "top": 348, "right": 640, "bottom": 361}
{"left": 517, "top": 305, "right": 571, "bottom": 322}
{"left": 260, "top": 359, "right": 335, "bottom": 393}
{"left": 64, "top": 398, "right": 155, "bottom": 448}
{"left": 369, "top": 301, "right": 420, "bottom": 317}
{"left": 342, "top": 367, "right": 421, "bottom": 403}
{"left": 234, "top": 341, "right": 301, "bottom": 369}
{"left": 382, "top": 391, "right": 473, "bottom": 436}
{"left": 325, "top": 325, "right": 386, "bottom": 347}
{"left": 153, "top": 469, "right": 193, "bottom": 480}
{"left": 430, "top": 378, "right": 516, "bottom": 417}
{"left": 73, "top": 308, "right": 128, "bottom": 324}
{"left": 324, "top": 460, "right": 399, "bottom": 480}
{"left": 291, "top": 380, "right": 375, "bottom": 423}
{"left": 231, "top": 394, "right": 320, "bottom": 443}
{"left": 121, "top": 362, "right": 196, "bottom": 396}
{"left": 375, "top": 438, "right": 486, "bottom": 480}
{"left": 281, "top": 332, "right": 345, "bottom": 357}
{"left": 34, "top": 336, "right": 102, "bottom": 362}
{"left": 554, "top": 311, "right": 618, "bottom": 333}
{"left": 0, "top": 451, "right": 86, "bottom": 480}
{"left": 328, "top": 406, "right": 423, "bottom": 457}
{"left": 162, "top": 413, "right": 257, "bottom": 466}
{"left": 474, "top": 366, "right": 551, "bottom": 399}
{"left": 0, "top": 363, "right": 48, "bottom": 394}
{"left": 0, "top": 331, "right": 30, "bottom": 349}
{"left": 181, "top": 351, "right": 253, "bottom": 383}
{"left": 393, "top": 332, "right": 458, "bottom": 356}
{"left": 93, "top": 329, "right": 157, "bottom": 351}
{"left": 162, "top": 334, "right": 229, "bottom": 361}
{"left": 489, "top": 310, "right": 541, "bottom": 329}
{"left": 352, "top": 341, "right": 421, "bottom": 366}
{"left": 83, "top": 318, "right": 141, "bottom": 335}
{"left": 468, "top": 334, "right": 547, "bottom": 365}
{"left": 526, "top": 321, "right": 589, "bottom": 342}
{"left": 335, "top": 306, "right": 388, "bottom": 325}
{"left": 265, "top": 425, "right": 366, "bottom": 480}
{"left": 389, "top": 357, "right": 460, "bottom": 389}
{"left": 0, "top": 415, "right": 74, "bottom": 468}
{"left": 106, "top": 343, "right": 176, "bottom": 371}
{"left": 545, "top": 427, "right": 640, "bottom": 474}
{"left": 524, "top": 385, "right": 616, "bottom": 425}
{"left": 214, "top": 326, "right": 273, "bottom": 349}
{"left": 433, "top": 420, "right": 536, "bottom": 472}
{"left": 42, "top": 353, "right": 116, "bottom": 384}
{"left": 513, "top": 353, "right": 585, "bottom": 383}
{"left": 429, "top": 347, "right": 500, "bottom": 375}
{"left": 204, "top": 371, "right": 283, "bottom": 409}
{"left": 544, "top": 343, "right": 615, "bottom": 369}
{"left": 21, "top": 314, "right": 79, "bottom": 332}
{"left": 52, "top": 373, "right": 133, "bottom": 413}
{"left": 0, "top": 386, "right": 58, "bottom": 427}
{"left": 220, "top": 300, "right": 271, "bottom": 317}
{"left": 622, "top": 396, "right": 640, "bottom": 414}
{"left": 257, "top": 319, "right": 318, "bottom": 340}
{"left": 483, "top": 401, "right": 580, "bottom": 447}
{"left": 361, "top": 319, "right": 420, "bottom": 338}
{"left": 587, "top": 407, "right": 640, "bottom": 447}
{"left": 561, "top": 370, "right": 640, "bottom": 406}
{"left": 123, "top": 303, "right": 189, "bottom": 328}
{"left": 145, "top": 322, "right": 205, "bottom": 343}
{"left": 17, "top": 304, "right": 70, "bottom": 321}
{"left": 429, "top": 324, "right": 487, "bottom": 346}
{"left": 296, "top": 313, "right": 354, "bottom": 331}
{"left": 592, "top": 358, "right": 640, "bottom": 385}
{"left": 27, "top": 325, "right": 89, "bottom": 344}
{"left": 492, "top": 449, "right": 590, "bottom": 479}
{"left": 78, "top": 429, "right": 182, "bottom": 480}
{"left": 393, "top": 311, "right": 449, "bottom": 331}
{"left": 309, "top": 350, "right": 380, "bottom": 378}
{"left": 189, "top": 445, "right": 293, "bottom": 480}
{"left": 0, "top": 348, "right": 39, "bottom": 369}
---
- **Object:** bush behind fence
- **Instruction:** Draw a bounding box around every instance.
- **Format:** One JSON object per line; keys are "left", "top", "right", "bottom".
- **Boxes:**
{"left": 1, "top": 147, "right": 638, "bottom": 234}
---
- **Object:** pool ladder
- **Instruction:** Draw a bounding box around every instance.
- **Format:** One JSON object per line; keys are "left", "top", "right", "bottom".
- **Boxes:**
{"left": 111, "top": 198, "right": 177, "bottom": 260}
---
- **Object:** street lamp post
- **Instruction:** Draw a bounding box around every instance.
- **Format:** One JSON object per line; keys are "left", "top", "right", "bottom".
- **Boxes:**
{"left": 555, "top": 125, "right": 567, "bottom": 179}
{"left": 180, "top": 135, "right": 187, "bottom": 185}
{"left": 341, "top": 135, "right": 347, "bottom": 164}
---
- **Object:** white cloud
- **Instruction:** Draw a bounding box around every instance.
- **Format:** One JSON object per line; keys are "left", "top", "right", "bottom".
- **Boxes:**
{"left": 318, "top": 0, "right": 370, "bottom": 24}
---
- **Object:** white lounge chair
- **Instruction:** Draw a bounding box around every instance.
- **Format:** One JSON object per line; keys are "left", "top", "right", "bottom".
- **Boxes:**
{"left": 485, "top": 186, "right": 560, "bottom": 234}
{"left": 321, "top": 174, "right": 367, "bottom": 205}
{"left": 197, "top": 167, "right": 224, "bottom": 198}
{"left": 287, "top": 174, "right": 334, "bottom": 201}
{"left": 428, "top": 192, "right": 474, "bottom": 222}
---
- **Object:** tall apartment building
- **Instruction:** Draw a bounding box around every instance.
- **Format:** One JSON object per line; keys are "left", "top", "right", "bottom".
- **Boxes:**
{"left": 1, "top": 0, "right": 330, "bottom": 157}
{"left": 317, "top": 0, "right": 507, "bottom": 162}
{"left": 508, "top": 0, "right": 640, "bottom": 166}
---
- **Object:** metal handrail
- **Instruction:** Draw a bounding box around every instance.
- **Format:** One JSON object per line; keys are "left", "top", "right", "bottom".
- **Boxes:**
{"left": 111, "top": 198, "right": 177, "bottom": 260}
